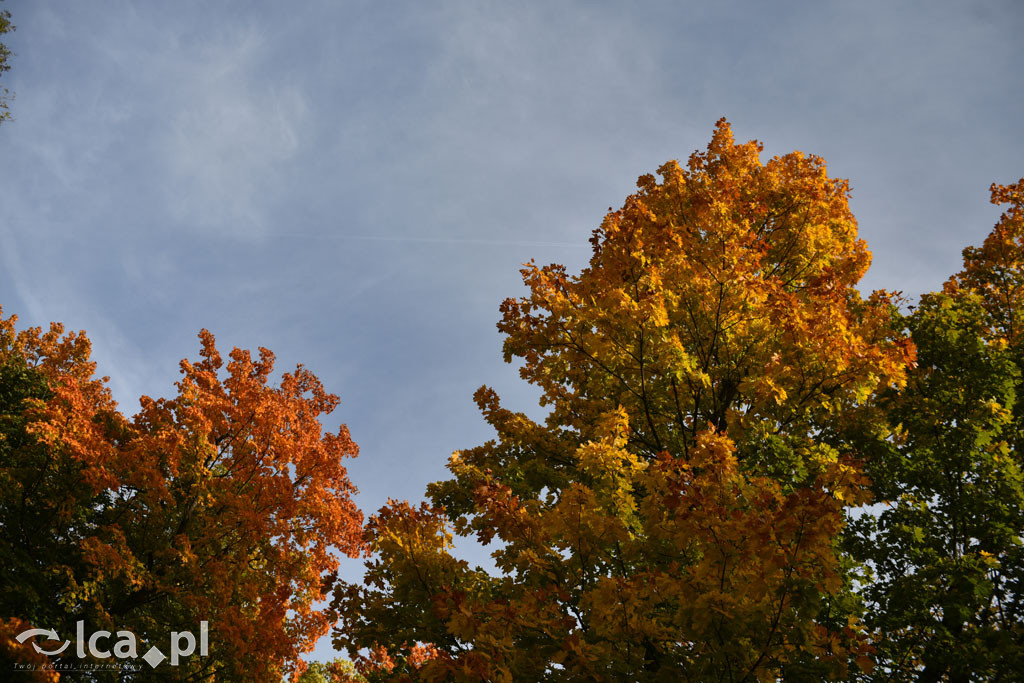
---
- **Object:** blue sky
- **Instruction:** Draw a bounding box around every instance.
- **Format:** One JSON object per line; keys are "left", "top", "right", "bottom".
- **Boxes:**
{"left": 1, "top": 0, "right": 1021, "bottom": 663}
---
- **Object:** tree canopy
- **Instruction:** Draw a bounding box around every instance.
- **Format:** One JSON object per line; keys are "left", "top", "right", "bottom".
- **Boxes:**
{"left": 0, "top": 313, "right": 364, "bottom": 681}
{"left": 1, "top": 107, "right": 1021, "bottom": 680}
{"left": 331, "top": 120, "right": 917, "bottom": 681}
{"left": 847, "top": 180, "right": 1024, "bottom": 681}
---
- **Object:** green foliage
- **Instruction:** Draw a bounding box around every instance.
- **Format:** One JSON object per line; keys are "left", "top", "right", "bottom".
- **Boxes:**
{"left": 0, "top": 4, "right": 13, "bottom": 124}
{"left": 297, "top": 659, "right": 364, "bottom": 683}
{"left": 846, "top": 185, "right": 1024, "bottom": 680}
{"left": 0, "top": 342, "right": 112, "bottom": 661}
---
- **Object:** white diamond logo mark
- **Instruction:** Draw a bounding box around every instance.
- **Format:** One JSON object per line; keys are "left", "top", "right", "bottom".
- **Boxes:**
{"left": 142, "top": 646, "right": 166, "bottom": 668}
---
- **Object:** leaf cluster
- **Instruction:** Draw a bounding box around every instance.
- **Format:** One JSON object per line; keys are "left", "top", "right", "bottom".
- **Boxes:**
{"left": 0, "top": 313, "right": 365, "bottom": 681}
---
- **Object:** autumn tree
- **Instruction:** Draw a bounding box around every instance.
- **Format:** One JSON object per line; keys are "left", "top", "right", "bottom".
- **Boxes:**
{"left": 0, "top": 309, "right": 364, "bottom": 681}
{"left": 848, "top": 179, "right": 1024, "bottom": 681}
{"left": 333, "top": 121, "right": 912, "bottom": 681}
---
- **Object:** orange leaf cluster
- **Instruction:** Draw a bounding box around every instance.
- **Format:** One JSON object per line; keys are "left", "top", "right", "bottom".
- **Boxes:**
{"left": 0, "top": 311, "right": 364, "bottom": 681}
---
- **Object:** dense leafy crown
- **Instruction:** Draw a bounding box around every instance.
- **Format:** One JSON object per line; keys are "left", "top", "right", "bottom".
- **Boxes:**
{"left": 332, "top": 120, "right": 912, "bottom": 682}
{"left": 0, "top": 311, "right": 364, "bottom": 681}
{"left": 847, "top": 178, "right": 1024, "bottom": 681}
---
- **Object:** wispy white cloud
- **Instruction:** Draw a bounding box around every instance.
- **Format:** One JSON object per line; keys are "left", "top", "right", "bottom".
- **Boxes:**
{"left": 161, "top": 26, "right": 309, "bottom": 237}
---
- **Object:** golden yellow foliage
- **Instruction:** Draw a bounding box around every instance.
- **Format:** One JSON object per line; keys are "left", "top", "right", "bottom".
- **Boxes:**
{"left": 333, "top": 120, "right": 909, "bottom": 681}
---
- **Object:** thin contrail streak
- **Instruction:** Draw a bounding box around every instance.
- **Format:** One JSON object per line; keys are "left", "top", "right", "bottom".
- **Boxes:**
{"left": 273, "top": 232, "right": 588, "bottom": 249}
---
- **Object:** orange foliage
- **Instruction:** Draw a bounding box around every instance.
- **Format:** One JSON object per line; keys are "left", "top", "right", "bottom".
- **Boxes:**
{"left": 0, "top": 618, "right": 59, "bottom": 682}
{"left": 947, "top": 178, "right": 1024, "bottom": 344}
{"left": 0, "top": 310, "right": 364, "bottom": 681}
